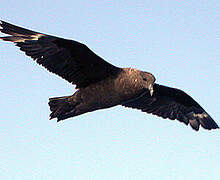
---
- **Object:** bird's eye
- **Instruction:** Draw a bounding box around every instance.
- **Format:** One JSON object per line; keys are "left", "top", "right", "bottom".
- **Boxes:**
{"left": 143, "top": 78, "right": 147, "bottom": 81}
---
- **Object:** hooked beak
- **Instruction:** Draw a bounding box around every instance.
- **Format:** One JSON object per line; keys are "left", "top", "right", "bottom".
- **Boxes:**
{"left": 148, "top": 84, "right": 154, "bottom": 96}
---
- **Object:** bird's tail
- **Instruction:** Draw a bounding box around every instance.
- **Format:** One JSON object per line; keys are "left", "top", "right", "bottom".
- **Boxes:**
{"left": 48, "top": 96, "right": 79, "bottom": 121}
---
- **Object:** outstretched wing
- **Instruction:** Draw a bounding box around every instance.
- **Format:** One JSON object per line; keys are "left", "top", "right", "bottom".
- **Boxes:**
{"left": 0, "top": 20, "right": 121, "bottom": 88}
{"left": 122, "top": 83, "right": 219, "bottom": 131}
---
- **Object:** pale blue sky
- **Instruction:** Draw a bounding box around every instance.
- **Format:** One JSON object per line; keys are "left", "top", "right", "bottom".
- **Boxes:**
{"left": 0, "top": 1, "right": 219, "bottom": 180}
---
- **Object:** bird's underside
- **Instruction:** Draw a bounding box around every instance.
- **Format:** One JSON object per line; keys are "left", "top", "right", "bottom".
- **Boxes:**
{"left": 0, "top": 20, "right": 219, "bottom": 131}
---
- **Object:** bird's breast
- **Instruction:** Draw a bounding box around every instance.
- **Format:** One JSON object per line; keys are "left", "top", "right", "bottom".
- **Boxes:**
{"left": 79, "top": 75, "right": 145, "bottom": 110}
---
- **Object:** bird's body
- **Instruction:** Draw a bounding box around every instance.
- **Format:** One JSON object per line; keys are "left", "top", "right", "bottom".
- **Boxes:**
{"left": 0, "top": 20, "right": 218, "bottom": 131}
{"left": 50, "top": 68, "right": 155, "bottom": 120}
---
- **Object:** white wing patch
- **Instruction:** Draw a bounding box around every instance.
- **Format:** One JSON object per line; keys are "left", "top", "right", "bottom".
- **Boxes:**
{"left": 13, "top": 33, "right": 44, "bottom": 42}
{"left": 193, "top": 112, "right": 209, "bottom": 119}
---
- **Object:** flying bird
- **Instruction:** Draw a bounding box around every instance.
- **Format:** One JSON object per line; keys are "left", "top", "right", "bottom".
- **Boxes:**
{"left": 0, "top": 20, "right": 218, "bottom": 131}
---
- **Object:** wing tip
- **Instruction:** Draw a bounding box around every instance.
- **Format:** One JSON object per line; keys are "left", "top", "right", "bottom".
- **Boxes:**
{"left": 0, "top": 20, "right": 45, "bottom": 43}
{"left": 0, "top": 20, "right": 13, "bottom": 32}
{"left": 188, "top": 112, "right": 219, "bottom": 131}
{"left": 0, "top": 20, "right": 8, "bottom": 26}
{"left": 0, "top": 20, "right": 3, "bottom": 32}
{"left": 0, "top": 19, "right": 4, "bottom": 25}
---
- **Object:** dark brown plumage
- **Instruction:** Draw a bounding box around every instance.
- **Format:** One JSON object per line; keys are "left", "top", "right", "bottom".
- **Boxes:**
{"left": 0, "top": 20, "right": 219, "bottom": 131}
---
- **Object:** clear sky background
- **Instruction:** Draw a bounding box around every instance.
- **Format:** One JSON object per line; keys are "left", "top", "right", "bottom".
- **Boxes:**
{"left": 0, "top": 1, "right": 219, "bottom": 180}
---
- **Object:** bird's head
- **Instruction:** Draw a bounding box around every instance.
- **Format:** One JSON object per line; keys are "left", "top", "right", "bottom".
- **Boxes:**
{"left": 140, "top": 71, "right": 155, "bottom": 96}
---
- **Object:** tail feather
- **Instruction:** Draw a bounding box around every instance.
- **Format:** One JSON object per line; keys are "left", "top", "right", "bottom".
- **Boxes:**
{"left": 48, "top": 96, "right": 78, "bottom": 121}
